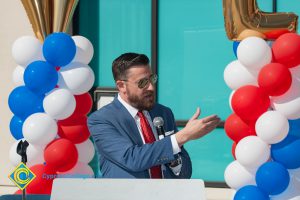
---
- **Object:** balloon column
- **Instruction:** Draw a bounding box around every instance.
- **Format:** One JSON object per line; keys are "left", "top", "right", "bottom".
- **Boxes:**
{"left": 8, "top": 33, "right": 95, "bottom": 194}
{"left": 224, "top": 33, "right": 300, "bottom": 200}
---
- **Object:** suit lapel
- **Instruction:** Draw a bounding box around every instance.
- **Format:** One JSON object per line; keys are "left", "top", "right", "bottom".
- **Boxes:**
{"left": 112, "top": 98, "right": 143, "bottom": 146}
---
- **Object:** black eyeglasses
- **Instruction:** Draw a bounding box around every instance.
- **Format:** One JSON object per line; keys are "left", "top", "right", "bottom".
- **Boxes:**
{"left": 122, "top": 74, "right": 158, "bottom": 89}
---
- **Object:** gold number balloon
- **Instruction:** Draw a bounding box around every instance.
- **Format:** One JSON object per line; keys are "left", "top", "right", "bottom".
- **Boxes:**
{"left": 223, "top": 0, "right": 298, "bottom": 41}
{"left": 21, "top": 0, "right": 79, "bottom": 42}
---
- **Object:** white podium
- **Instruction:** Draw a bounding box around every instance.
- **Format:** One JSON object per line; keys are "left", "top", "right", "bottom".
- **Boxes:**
{"left": 51, "top": 178, "right": 206, "bottom": 200}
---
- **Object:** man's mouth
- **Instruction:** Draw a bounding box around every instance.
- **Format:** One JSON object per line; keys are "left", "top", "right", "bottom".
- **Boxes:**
{"left": 144, "top": 93, "right": 154, "bottom": 99}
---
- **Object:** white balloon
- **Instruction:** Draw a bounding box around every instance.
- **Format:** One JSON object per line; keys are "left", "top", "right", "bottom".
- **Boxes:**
{"left": 256, "top": 111, "right": 289, "bottom": 144}
{"left": 237, "top": 37, "right": 272, "bottom": 72}
{"left": 58, "top": 62, "right": 95, "bottom": 95}
{"left": 58, "top": 162, "right": 94, "bottom": 178}
{"left": 271, "top": 188, "right": 300, "bottom": 200}
{"left": 224, "top": 60, "right": 257, "bottom": 90}
{"left": 236, "top": 136, "right": 270, "bottom": 169}
{"left": 72, "top": 36, "right": 94, "bottom": 64}
{"left": 224, "top": 160, "right": 257, "bottom": 189}
{"left": 43, "top": 88, "right": 76, "bottom": 120}
{"left": 289, "top": 168, "right": 300, "bottom": 182}
{"left": 229, "top": 90, "right": 235, "bottom": 111}
{"left": 289, "top": 197, "right": 300, "bottom": 200}
{"left": 23, "top": 113, "right": 57, "bottom": 146}
{"left": 9, "top": 139, "right": 45, "bottom": 167}
{"left": 290, "top": 65, "right": 300, "bottom": 79}
{"left": 273, "top": 77, "right": 300, "bottom": 102}
{"left": 12, "top": 36, "right": 43, "bottom": 66}
{"left": 76, "top": 139, "right": 95, "bottom": 164}
{"left": 12, "top": 65, "right": 25, "bottom": 86}
{"left": 271, "top": 175, "right": 300, "bottom": 200}
{"left": 272, "top": 77, "right": 300, "bottom": 119}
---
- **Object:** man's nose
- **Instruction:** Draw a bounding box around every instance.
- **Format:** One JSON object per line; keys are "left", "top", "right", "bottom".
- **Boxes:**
{"left": 146, "top": 81, "right": 155, "bottom": 91}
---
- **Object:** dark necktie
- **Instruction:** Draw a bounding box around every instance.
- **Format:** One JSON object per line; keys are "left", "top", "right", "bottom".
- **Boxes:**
{"left": 137, "top": 111, "right": 162, "bottom": 178}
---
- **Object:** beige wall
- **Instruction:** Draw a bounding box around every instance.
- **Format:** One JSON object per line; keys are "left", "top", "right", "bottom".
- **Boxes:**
{"left": 0, "top": 1, "right": 34, "bottom": 186}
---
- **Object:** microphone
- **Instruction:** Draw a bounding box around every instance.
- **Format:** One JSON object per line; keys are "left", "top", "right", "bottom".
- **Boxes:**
{"left": 153, "top": 117, "right": 165, "bottom": 140}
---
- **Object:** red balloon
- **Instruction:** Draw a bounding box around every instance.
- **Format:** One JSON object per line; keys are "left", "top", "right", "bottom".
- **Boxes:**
{"left": 258, "top": 63, "right": 292, "bottom": 96}
{"left": 26, "top": 164, "right": 56, "bottom": 195}
{"left": 14, "top": 189, "right": 22, "bottom": 194}
{"left": 264, "top": 30, "right": 290, "bottom": 40}
{"left": 44, "top": 138, "right": 78, "bottom": 172}
{"left": 272, "top": 33, "right": 300, "bottom": 68}
{"left": 58, "top": 116, "right": 90, "bottom": 144}
{"left": 231, "top": 85, "right": 270, "bottom": 121}
{"left": 232, "top": 142, "right": 237, "bottom": 160}
{"left": 67, "top": 93, "right": 93, "bottom": 120}
{"left": 225, "top": 113, "right": 256, "bottom": 143}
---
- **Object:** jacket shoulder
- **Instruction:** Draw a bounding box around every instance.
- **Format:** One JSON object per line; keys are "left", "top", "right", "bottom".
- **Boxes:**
{"left": 151, "top": 103, "right": 173, "bottom": 114}
{"left": 88, "top": 102, "right": 117, "bottom": 124}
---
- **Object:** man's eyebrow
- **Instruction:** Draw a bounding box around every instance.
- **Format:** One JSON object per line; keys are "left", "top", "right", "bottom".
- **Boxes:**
{"left": 137, "top": 74, "right": 151, "bottom": 80}
{"left": 138, "top": 76, "right": 148, "bottom": 80}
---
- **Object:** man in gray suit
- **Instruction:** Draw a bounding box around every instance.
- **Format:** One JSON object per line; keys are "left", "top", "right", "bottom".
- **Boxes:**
{"left": 88, "top": 53, "right": 220, "bottom": 178}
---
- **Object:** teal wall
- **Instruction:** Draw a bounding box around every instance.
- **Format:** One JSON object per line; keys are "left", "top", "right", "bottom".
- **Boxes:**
{"left": 79, "top": 0, "right": 300, "bottom": 181}
{"left": 157, "top": 1, "right": 233, "bottom": 181}
{"left": 78, "top": 0, "right": 151, "bottom": 87}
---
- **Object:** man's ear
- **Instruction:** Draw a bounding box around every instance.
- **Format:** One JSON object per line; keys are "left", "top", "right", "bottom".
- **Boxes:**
{"left": 116, "top": 80, "right": 126, "bottom": 93}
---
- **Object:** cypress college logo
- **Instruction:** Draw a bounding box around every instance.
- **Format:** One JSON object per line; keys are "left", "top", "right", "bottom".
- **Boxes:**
{"left": 9, "top": 163, "right": 36, "bottom": 190}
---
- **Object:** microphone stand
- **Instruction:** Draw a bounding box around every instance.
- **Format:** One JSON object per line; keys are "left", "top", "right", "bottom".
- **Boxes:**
{"left": 17, "top": 140, "right": 29, "bottom": 200}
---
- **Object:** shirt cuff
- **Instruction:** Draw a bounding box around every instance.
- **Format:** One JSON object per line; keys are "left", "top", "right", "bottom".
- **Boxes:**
{"left": 171, "top": 135, "right": 181, "bottom": 155}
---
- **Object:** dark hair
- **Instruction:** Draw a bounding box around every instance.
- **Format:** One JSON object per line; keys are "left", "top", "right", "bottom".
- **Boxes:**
{"left": 112, "top": 53, "right": 149, "bottom": 81}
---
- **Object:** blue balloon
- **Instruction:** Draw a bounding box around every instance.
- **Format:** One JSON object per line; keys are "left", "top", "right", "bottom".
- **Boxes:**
{"left": 43, "top": 32, "right": 76, "bottom": 66}
{"left": 24, "top": 61, "right": 58, "bottom": 95}
{"left": 233, "top": 41, "right": 240, "bottom": 57}
{"left": 8, "top": 86, "right": 44, "bottom": 119}
{"left": 271, "top": 135, "right": 300, "bottom": 169}
{"left": 256, "top": 162, "right": 289, "bottom": 195}
{"left": 9, "top": 116, "right": 24, "bottom": 140}
{"left": 288, "top": 119, "right": 300, "bottom": 138}
{"left": 267, "top": 41, "right": 274, "bottom": 47}
{"left": 234, "top": 185, "right": 269, "bottom": 200}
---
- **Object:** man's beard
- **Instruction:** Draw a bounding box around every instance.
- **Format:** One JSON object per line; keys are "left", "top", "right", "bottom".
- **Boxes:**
{"left": 127, "top": 89, "right": 155, "bottom": 111}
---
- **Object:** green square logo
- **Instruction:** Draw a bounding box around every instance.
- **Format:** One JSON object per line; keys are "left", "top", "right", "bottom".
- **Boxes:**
{"left": 9, "top": 162, "right": 36, "bottom": 190}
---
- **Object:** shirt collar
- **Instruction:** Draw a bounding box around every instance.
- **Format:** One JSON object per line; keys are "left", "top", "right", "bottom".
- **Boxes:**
{"left": 118, "top": 94, "right": 139, "bottom": 118}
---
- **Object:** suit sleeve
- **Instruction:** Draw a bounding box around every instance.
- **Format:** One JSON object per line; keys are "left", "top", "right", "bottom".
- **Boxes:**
{"left": 88, "top": 113, "right": 176, "bottom": 173}
{"left": 168, "top": 108, "right": 192, "bottom": 179}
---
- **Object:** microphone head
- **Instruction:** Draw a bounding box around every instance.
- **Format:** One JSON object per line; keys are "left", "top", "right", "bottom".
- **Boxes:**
{"left": 153, "top": 117, "right": 164, "bottom": 127}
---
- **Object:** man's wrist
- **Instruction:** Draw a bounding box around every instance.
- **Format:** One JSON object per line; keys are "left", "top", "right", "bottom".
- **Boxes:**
{"left": 175, "top": 130, "right": 189, "bottom": 147}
